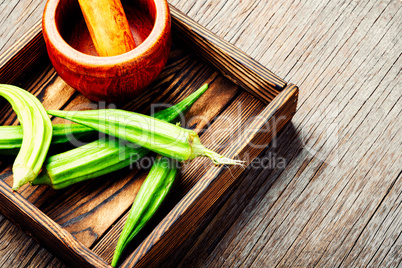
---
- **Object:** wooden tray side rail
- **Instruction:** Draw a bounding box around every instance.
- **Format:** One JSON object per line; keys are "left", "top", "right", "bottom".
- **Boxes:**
{"left": 0, "top": 180, "right": 111, "bottom": 268}
{"left": 0, "top": 5, "right": 298, "bottom": 268}
{"left": 170, "top": 6, "right": 286, "bottom": 104}
{"left": 0, "top": 21, "right": 46, "bottom": 85}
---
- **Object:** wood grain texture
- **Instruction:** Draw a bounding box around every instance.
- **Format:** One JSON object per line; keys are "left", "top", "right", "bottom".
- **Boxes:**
{"left": 170, "top": 6, "right": 285, "bottom": 103}
{"left": 0, "top": 21, "right": 45, "bottom": 85}
{"left": 1, "top": 0, "right": 401, "bottom": 267}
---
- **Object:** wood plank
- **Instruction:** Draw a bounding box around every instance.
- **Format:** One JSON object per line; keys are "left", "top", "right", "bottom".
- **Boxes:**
{"left": 0, "top": 21, "right": 45, "bottom": 85}
{"left": 170, "top": 6, "right": 285, "bottom": 103}
{"left": 341, "top": 173, "right": 401, "bottom": 267}
{"left": 0, "top": 1, "right": 45, "bottom": 54}
{"left": 0, "top": 214, "right": 67, "bottom": 267}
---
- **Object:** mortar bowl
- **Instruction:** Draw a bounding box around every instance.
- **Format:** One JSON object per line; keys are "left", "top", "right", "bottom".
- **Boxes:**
{"left": 42, "top": 0, "right": 171, "bottom": 102}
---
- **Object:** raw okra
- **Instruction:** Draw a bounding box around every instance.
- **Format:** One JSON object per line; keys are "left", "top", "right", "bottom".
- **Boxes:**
{"left": 32, "top": 84, "right": 209, "bottom": 189}
{"left": 0, "top": 84, "right": 52, "bottom": 190}
{"left": 0, "top": 124, "right": 95, "bottom": 154}
{"left": 111, "top": 156, "right": 178, "bottom": 267}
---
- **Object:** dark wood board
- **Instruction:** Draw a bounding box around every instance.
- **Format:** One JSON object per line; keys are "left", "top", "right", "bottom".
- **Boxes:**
{"left": 0, "top": 4, "right": 298, "bottom": 268}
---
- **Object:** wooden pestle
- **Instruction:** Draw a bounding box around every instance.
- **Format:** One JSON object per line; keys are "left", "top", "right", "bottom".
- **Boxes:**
{"left": 77, "top": 0, "right": 136, "bottom": 56}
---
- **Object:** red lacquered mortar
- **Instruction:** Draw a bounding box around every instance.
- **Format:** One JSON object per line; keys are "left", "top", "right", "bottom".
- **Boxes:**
{"left": 42, "top": 0, "right": 171, "bottom": 102}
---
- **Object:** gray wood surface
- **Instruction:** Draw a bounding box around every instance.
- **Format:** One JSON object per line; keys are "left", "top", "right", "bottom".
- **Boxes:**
{"left": 1, "top": 0, "right": 401, "bottom": 267}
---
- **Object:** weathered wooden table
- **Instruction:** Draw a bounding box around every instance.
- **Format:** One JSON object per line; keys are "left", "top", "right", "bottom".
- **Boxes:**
{"left": 0, "top": 0, "right": 400, "bottom": 267}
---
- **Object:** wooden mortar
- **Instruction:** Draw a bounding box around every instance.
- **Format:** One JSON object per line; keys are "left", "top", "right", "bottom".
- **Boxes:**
{"left": 42, "top": 0, "right": 171, "bottom": 102}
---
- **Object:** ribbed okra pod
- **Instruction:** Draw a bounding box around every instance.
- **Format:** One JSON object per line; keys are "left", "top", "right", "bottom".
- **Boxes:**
{"left": 111, "top": 156, "right": 178, "bottom": 267}
{"left": 47, "top": 107, "right": 243, "bottom": 165}
{"left": 0, "top": 124, "right": 95, "bottom": 154}
{"left": 0, "top": 84, "right": 52, "bottom": 190}
{"left": 31, "top": 84, "right": 209, "bottom": 189}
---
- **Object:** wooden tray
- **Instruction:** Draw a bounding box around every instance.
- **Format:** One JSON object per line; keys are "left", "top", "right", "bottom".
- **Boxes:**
{"left": 0, "top": 5, "right": 298, "bottom": 268}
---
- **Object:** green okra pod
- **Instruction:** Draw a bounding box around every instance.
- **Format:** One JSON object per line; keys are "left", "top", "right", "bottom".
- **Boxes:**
{"left": 47, "top": 93, "right": 243, "bottom": 165}
{"left": 0, "top": 84, "right": 52, "bottom": 190}
{"left": 0, "top": 124, "right": 96, "bottom": 154}
{"left": 32, "top": 84, "right": 209, "bottom": 189}
{"left": 111, "top": 156, "right": 178, "bottom": 267}
{"left": 47, "top": 108, "right": 243, "bottom": 165}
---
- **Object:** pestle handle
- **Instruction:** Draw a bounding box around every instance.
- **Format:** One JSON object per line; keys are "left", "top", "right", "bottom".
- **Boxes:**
{"left": 77, "top": 0, "right": 136, "bottom": 56}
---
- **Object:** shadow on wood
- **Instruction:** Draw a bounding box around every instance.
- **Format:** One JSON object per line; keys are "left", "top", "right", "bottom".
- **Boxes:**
{"left": 140, "top": 123, "right": 304, "bottom": 266}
